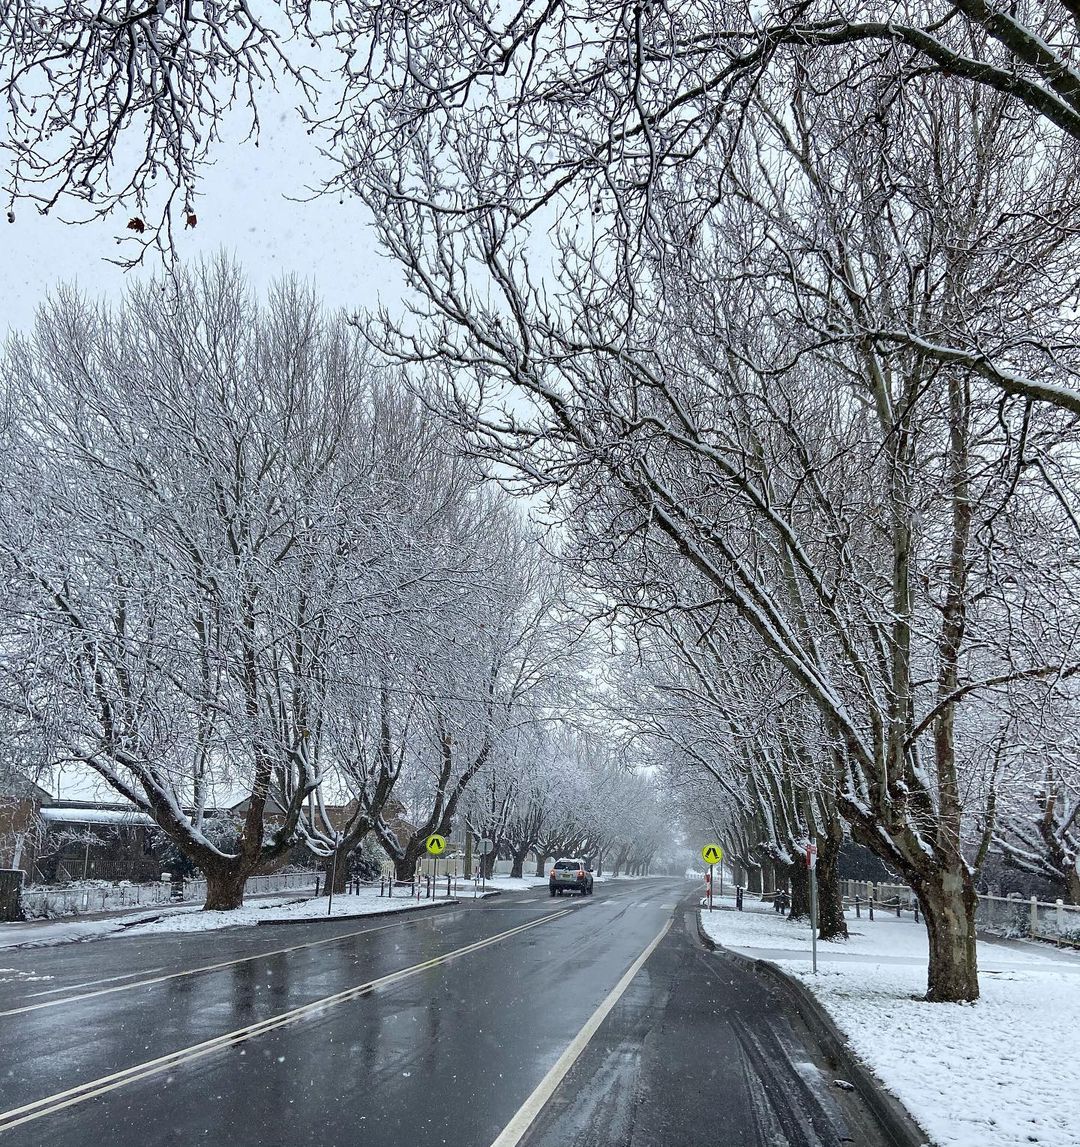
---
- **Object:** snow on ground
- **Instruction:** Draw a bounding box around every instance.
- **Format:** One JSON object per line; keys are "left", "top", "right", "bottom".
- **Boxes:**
{"left": 126, "top": 887, "right": 459, "bottom": 935}
{"left": 701, "top": 898, "right": 1080, "bottom": 1147}
{"left": 0, "top": 888, "right": 459, "bottom": 948}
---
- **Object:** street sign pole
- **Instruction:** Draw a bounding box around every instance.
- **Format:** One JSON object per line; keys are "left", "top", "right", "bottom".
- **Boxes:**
{"left": 700, "top": 844, "right": 723, "bottom": 912}
{"left": 808, "top": 839, "right": 818, "bottom": 975}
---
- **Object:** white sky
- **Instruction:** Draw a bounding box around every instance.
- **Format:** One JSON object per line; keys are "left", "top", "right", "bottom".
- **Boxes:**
{"left": 3, "top": 89, "right": 403, "bottom": 336}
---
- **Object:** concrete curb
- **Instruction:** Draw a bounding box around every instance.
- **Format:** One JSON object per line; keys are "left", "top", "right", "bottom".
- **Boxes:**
{"left": 696, "top": 916, "right": 930, "bottom": 1147}
{"left": 255, "top": 899, "right": 462, "bottom": 926}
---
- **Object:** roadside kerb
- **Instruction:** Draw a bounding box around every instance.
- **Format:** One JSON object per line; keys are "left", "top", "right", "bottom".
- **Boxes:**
{"left": 696, "top": 915, "right": 930, "bottom": 1147}
{"left": 256, "top": 900, "right": 462, "bottom": 926}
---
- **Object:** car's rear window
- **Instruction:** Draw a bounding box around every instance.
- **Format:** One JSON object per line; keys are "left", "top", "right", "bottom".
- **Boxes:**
{"left": 555, "top": 861, "right": 580, "bottom": 870}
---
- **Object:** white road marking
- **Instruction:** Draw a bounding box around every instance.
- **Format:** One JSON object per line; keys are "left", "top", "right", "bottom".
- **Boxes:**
{"left": 0, "top": 912, "right": 458, "bottom": 1018}
{"left": 518, "top": 897, "right": 541, "bottom": 903}
{"left": 488, "top": 918, "right": 672, "bottom": 1147}
{"left": 0, "top": 908, "right": 574, "bottom": 1134}
{"left": 23, "top": 968, "right": 168, "bottom": 998}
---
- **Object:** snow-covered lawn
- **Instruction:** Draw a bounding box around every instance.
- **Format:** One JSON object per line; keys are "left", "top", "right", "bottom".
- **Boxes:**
{"left": 701, "top": 901, "right": 1080, "bottom": 1147}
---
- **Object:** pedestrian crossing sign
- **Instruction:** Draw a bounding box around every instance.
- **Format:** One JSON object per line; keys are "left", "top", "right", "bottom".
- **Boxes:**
{"left": 701, "top": 844, "right": 723, "bottom": 865}
{"left": 426, "top": 834, "right": 447, "bottom": 856}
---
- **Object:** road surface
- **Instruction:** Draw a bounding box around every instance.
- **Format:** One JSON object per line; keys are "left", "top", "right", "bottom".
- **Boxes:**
{"left": 0, "top": 879, "right": 892, "bottom": 1145}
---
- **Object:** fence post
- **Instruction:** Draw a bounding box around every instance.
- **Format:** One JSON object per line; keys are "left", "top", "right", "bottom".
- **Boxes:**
{"left": 896, "top": 896, "right": 901, "bottom": 918}
{"left": 1057, "top": 899, "right": 1065, "bottom": 933}
{"left": 854, "top": 894, "right": 860, "bottom": 918}
{"left": 1030, "top": 895, "right": 1039, "bottom": 937}
{"left": 869, "top": 892, "right": 874, "bottom": 922}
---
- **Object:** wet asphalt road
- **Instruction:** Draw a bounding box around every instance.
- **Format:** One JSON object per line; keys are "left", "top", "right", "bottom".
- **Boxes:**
{"left": 0, "top": 880, "right": 892, "bottom": 1146}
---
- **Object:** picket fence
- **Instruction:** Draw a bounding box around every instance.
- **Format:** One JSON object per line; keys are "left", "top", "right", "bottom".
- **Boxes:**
{"left": 20, "top": 869, "right": 319, "bottom": 920}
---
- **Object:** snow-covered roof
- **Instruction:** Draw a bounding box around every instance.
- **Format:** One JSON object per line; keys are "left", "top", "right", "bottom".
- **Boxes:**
{"left": 39, "top": 807, "right": 156, "bottom": 827}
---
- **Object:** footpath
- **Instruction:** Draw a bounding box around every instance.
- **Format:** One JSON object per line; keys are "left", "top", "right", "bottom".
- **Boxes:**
{"left": 700, "top": 898, "right": 1080, "bottom": 1147}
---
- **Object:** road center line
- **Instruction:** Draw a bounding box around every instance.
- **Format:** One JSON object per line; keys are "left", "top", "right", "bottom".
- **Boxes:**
{"left": 23, "top": 967, "right": 168, "bottom": 998}
{"left": 0, "top": 908, "right": 573, "bottom": 1134}
{"left": 0, "top": 911, "right": 458, "bottom": 1018}
{"left": 489, "top": 917, "right": 672, "bottom": 1147}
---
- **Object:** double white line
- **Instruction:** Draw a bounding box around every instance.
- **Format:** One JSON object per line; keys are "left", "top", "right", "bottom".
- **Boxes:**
{"left": 0, "top": 908, "right": 573, "bottom": 1134}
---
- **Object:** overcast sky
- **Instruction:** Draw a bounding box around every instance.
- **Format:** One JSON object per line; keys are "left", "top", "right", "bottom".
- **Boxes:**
{"left": 3, "top": 90, "right": 402, "bottom": 337}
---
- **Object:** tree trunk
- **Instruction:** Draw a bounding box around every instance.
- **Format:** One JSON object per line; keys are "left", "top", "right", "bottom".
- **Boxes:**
{"left": 915, "top": 865, "right": 980, "bottom": 1002}
{"left": 481, "top": 850, "right": 497, "bottom": 880}
{"left": 788, "top": 862, "right": 810, "bottom": 920}
{"left": 747, "top": 864, "right": 762, "bottom": 895}
{"left": 394, "top": 851, "right": 421, "bottom": 882}
{"left": 510, "top": 845, "right": 530, "bottom": 879}
{"left": 815, "top": 841, "right": 848, "bottom": 941}
{"left": 322, "top": 848, "right": 350, "bottom": 896}
{"left": 203, "top": 865, "right": 248, "bottom": 911}
{"left": 760, "top": 859, "right": 775, "bottom": 893}
{"left": 534, "top": 854, "right": 547, "bottom": 877}
{"left": 1067, "top": 867, "right": 1080, "bottom": 906}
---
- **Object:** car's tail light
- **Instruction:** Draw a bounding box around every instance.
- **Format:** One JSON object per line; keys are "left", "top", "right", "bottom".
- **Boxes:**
{"left": 550, "top": 869, "right": 555, "bottom": 878}
{"left": 577, "top": 870, "right": 585, "bottom": 878}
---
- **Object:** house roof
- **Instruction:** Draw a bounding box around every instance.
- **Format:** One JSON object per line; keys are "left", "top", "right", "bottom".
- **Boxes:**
{"left": 39, "top": 807, "right": 156, "bottom": 827}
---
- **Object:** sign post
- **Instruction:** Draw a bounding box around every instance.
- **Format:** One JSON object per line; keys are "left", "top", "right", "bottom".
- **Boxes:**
{"left": 806, "top": 840, "right": 818, "bottom": 974}
{"left": 701, "top": 844, "right": 723, "bottom": 912}
{"left": 426, "top": 834, "right": 447, "bottom": 899}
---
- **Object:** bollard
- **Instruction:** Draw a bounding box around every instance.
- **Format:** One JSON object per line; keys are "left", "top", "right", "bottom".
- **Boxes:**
{"left": 315, "top": 876, "right": 321, "bottom": 897}
{"left": 854, "top": 894, "right": 861, "bottom": 918}
{"left": 447, "top": 873, "right": 451, "bottom": 898}
{"left": 869, "top": 896, "right": 874, "bottom": 921}
{"left": 914, "top": 900, "right": 919, "bottom": 923}
{"left": 736, "top": 886, "right": 743, "bottom": 911}
{"left": 896, "top": 898, "right": 901, "bottom": 918}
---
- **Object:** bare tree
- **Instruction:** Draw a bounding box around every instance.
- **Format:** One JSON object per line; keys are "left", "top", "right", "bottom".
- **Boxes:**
{"left": 0, "top": 261, "right": 413, "bottom": 908}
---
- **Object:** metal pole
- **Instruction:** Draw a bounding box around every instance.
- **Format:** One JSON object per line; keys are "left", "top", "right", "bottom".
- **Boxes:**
{"left": 327, "top": 847, "right": 339, "bottom": 918}
{"left": 708, "top": 863, "right": 714, "bottom": 911}
{"left": 809, "top": 846, "right": 818, "bottom": 975}
{"left": 720, "top": 865, "right": 724, "bottom": 902}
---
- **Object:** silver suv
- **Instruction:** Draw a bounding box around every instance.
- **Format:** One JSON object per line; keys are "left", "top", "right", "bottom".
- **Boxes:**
{"left": 549, "top": 858, "right": 594, "bottom": 896}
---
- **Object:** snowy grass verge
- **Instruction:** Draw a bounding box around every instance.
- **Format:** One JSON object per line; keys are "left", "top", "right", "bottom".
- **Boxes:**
{"left": 126, "top": 888, "right": 458, "bottom": 934}
{"left": 701, "top": 902, "right": 1080, "bottom": 1147}
{"left": 0, "top": 888, "right": 461, "bottom": 947}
